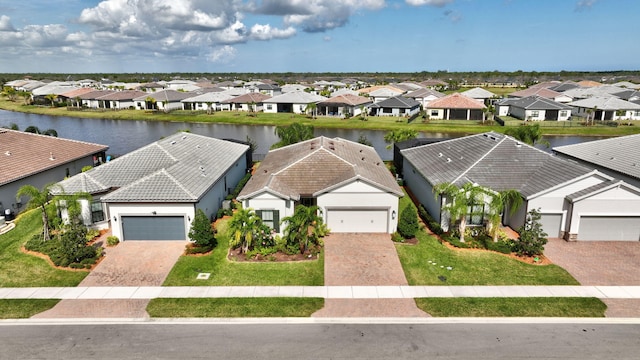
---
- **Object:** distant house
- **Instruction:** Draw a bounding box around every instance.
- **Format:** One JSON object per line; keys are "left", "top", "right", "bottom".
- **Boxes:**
{"left": 496, "top": 96, "right": 573, "bottom": 121}
{"left": 405, "top": 88, "right": 445, "bottom": 108}
{"left": 460, "top": 87, "right": 496, "bottom": 104}
{"left": 508, "top": 87, "right": 573, "bottom": 103}
{"left": 369, "top": 96, "right": 421, "bottom": 117}
{"left": 567, "top": 96, "right": 640, "bottom": 121}
{"left": 317, "top": 94, "right": 372, "bottom": 117}
{"left": 367, "top": 88, "right": 404, "bottom": 103}
{"left": 222, "top": 93, "right": 272, "bottom": 112}
{"left": 262, "top": 91, "right": 327, "bottom": 114}
{"left": 55, "top": 133, "right": 250, "bottom": 241}
{"left": 400, "top": 132, "right": 640, "bottom": 241}
{"left": 133, "top": 90, "right": 193, "bottom": 111}
{"left": 426, "top": 93, "right": 486, "bottom": 120}
{"left": 249, "top": 84, "right": 282, "bottom": 97}
{"left": 0, "top": 129, "right": 107, "bottom": 218}
{"left": 181, "top": 90, "right": 238, "bottom": 112}
{"left": 95, "top": 90, "right": 148, "bottom": 109}
{"left": 237, "top": 137, "right": 403, "bottom": 234}
{"left": 77, "top": 90, "right": 115, "bottom": 108}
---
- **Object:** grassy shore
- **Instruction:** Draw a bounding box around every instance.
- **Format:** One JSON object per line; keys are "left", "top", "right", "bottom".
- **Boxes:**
{"left": 2, "top": 98, "right": 639, "bottom": 137}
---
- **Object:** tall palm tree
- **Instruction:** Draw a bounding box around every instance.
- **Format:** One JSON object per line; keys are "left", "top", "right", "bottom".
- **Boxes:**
{"left": 44, "top": 94, "right": 58, "bottom": 107}
{"left": 281, "top": 205, "right": 324, "bottom": 254}
{"left": 16, "top": 183, "right": 60, "bottom": 241}
{"left": 305, "top": 102, "right": 318, "bottom": 119}
{"left": 433, "top": 182, "right": 489, "bottom": 243}
{"left": 228, "top": 207, "right": 262, "bottom": 254}
{"left": 486, "top": 189, "right": 523, "bottom": 242}
{"left": 482, "top": 104, "right": 496, "bottom": 124}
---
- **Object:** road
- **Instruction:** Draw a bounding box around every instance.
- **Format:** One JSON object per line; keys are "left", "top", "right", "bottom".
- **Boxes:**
{"left": 0, "top": 321, "right": 638, "bottom": 359}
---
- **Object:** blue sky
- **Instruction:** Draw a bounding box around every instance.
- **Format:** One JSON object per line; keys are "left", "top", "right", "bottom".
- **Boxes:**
{"left": 0, "top": 0, "right": 637, "bottom": 73}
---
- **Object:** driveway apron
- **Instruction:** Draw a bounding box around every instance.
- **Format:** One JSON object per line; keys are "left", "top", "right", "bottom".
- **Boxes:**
{"left": 32, "top": 239, "right": 185, "bottom": 319}
{"left": 313, "top": 233, "right": 429, "bottom": 317}
{"left": 544, "top": 238, "right": 640, "bottom": 317}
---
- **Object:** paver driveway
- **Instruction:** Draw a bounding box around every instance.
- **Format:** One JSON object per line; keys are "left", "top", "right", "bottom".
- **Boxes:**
{"left": 33, "top": 239, "right": 185, "bottom": 319}
{"left": 313, "top": 233, "right": 428, "bottom": 318}
{"left": 544, "top": 238, "right": 640, "bottom": 317}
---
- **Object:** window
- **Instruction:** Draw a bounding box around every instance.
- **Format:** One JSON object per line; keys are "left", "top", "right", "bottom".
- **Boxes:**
{"left": 256, "top": 210, "right": 279, "bottom": 232}
{"left": 91, "top": 201, "right": 105, "bottom": 223}
{"left": 530, "top": 111, "right": 539, "bottom": 118}
{"left": 560, "top": 110, "right": 567, "bottom": 117}
{"left": 465, "top": 204, "right": 485, "bottom": 226}
{"left": 431, "top": 110, "right": 439, "bottom": 116}
{"left": 635, "top": 111, "right": 640, "bottom": 117}
{"left": 266, "top": 104, "right": 273, "bottom": 110}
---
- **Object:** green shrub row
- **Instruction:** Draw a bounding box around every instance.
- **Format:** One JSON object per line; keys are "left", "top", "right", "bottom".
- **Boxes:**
{"left": 225, "top": 172, "right": 252, "bottom": 201}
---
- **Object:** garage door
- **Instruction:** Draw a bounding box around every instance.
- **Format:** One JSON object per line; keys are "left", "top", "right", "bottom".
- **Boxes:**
{"left": 122, "top": 216, "right": 186, "bottom": 241}
{"left": 540, "top": 213, "right": 562, "bottom": 238}
{"left": 578, "top": 216, "right": 640, "bottom": 241}
{"left": 327, "top": 209, "right": 388, "bottom": 233}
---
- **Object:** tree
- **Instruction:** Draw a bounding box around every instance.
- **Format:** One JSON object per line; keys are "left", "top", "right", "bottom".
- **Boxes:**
{"left": 19, "top": 91, "right": 32, "bottom": 105}
{"left": 384, "top": 128, "right": 418, "bottom": 149}
{"left": 188, "top": 209, "right": 217, "bottom": 248}
{"left": 145, "top": 96, "right": 157, "bottom": 110}
{"left": 24, "top": 126, "right": 58, "bottom": 137}
{"left": 433, "top": 182, "right": 490, "bottom": 243}
{"left": 357, "top": 134, "right": 372, "bottom": 146}
{"left": 44, "top": 93, "right": 58, "bottom": 107}
{"left": 271, "top": 123, "right": 314, "bottom": 149}
{"left": 512, "top": 208, "right": 548, "bottom": 257}
{"left": 482, "top": 104, "right": 496, "bottom": 124}
{"left": 359, "top": 105, "right": 368, "bottom": 120}
{"left": 504, "top": 123, "right": 548, "bottom": 147}
{"left": 397, "top": 206, "right": 418, "bottom": 239}
{"left": 281, "top": 205, "right": 325, "bottom": 254}
{"left": 305, "top": 102, "right": 318, "bottom": 119}
{"left": 615, "top": 109, "right": 626, "bottom": 124}
{"left": 16, "top": 183, "right": 60, "bottom": 241}
{"left": 2, "top": 86, "right": 18, "bottom": 102}
{"left": 205, "top": 101, "right": 213, "bottom": 115}
{"left": 228, "top": 207, "right": 262, "bottom": 254}
{"left": 486, "top": 189, "right": 523, "bottom": 242}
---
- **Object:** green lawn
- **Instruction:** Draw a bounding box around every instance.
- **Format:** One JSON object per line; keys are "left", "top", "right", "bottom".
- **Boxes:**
{"left": 0, "top": 299, "right": 61, "bottom": 319}
{"left": 147, "top": 298, "right": 324, "bottom": 317}
{"left": 0, "top": 209, "right": 88, "bottom": 287}
{"left": 395, "top": 195, "right": 579, "bottom": 286}
{"left": 162, "top": 219, "right": 324, "bottom": 286}
{"left": 415, "top": 298, "right": 607, "bottom": 317}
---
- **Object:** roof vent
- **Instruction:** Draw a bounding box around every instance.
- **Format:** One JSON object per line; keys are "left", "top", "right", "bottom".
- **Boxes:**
{"left": 610, "top": 157, "right": 615, "bottom": 160}
{"left": 361, "top": 157, "right": 365, "bottom": 161}
{"left": 182, "top": 135, "right": 187, "bottom": 140}
{"left": 446, "top": 158, "right": 451, "bottom": 163}
{"left": 438, "top": 152, "right": 443, "bottom": 157}
{"left": 4, "top": 151, "right": 10, "bottom": 156}
{"left": 49, "top": 152, "right": 55, "bottom": 161}
{"left": 170, "top": 140, "right": 176, "bottom": 145}
{"left": 199, "top": 166, "right": 205, "bottom": 171}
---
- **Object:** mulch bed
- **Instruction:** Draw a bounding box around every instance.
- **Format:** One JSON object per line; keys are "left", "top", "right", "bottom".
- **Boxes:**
{"left": 227, "top": 247, "right": 319, "bottom": 262}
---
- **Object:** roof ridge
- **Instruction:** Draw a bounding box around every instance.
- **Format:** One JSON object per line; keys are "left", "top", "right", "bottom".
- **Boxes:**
{"left": 452, "top": 133, "right": 506, "bottom": 184}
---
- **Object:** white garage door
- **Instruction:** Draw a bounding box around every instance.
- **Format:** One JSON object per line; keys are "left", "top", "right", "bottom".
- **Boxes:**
{"left": 540, "top": 213, "right": 562, "bottom": 238}
{"left": 327, "top": 209, "right": 388, "bottom": 233}
{"left": 578, "top": 216, "right": 640, "bottom": 241}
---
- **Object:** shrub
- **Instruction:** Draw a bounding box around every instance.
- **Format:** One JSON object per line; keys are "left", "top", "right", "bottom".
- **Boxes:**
{"left": 86, "top": 229, "right": 100, "bottom": 241}
{"left": 417, "top": 205, "right": 443, "bottom": 235}
{"left": 397, "top": 206, "right": 418, "bottom": 239}
{"left": 391, "top": 232, "right": 404, "bottom": 243}
{"left": 511, "top": 209, "right": 548, "bottom": 257}
{"left": 225, "top": 173, "right": 252, "bottom": 200}
{"left": 106, "top": 236, "right": 120, "bottom": 247}
{"left": 188, "top": 209, "right": 217, "bottom": 248}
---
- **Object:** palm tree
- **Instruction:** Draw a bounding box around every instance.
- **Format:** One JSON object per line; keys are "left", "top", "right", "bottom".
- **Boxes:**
{"left": 16, "top": 183, "right": 61, "bottom": 241}
{"left": 482, "top": 104, "right": 496, "bottom": 124}
{"left": 44, "top": 94, "right": 58, "bottom": 107}
{"left": 281, "top": 205, "right": 324, "bottom": 254}
{"left": 23, "top": 126, "right": 58, "bottom": 137}
{"left": 433, "top": 182, "right": 489, "bottom": 243}
{"left": 305, "top": 102, "right": 318, "bottom": 119}
{"left": 615, "top": 109, "right": 626, "bottom": 124}
{"left": 205, "top": 101, "right": 213, "bottom": 115}
{"left": 504, "top": 123, "right": 548, "bottom": 147}
{"left": 384, "top": 128, "right": 418, "bottom": 149}
{"left": 228, "top": 208, "right": 262, "bottom": 254}
{"left": 486, "top": 189, "right": 523, "bottom": 242}
{"left": 144, "top": 96, "right": 157, "bottom": 110}
{"left": 19, "top": 91, "right": 32, "bottom": 105}
{"left": 2, "top": 86, "right": 18, "bottom": 102}
{"left": 271, "top": 123, "right": 314, "bottom": 149}
{"left": 359, "top": 105, "right": 368, "bottom": 120}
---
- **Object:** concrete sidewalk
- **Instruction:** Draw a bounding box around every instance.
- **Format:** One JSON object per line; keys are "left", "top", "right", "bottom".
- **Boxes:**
{"left": 2, "top": 285, "right": 639, "bottom": 300}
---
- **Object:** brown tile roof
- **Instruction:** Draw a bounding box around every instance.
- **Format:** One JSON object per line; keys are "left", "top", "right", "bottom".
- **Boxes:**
{"left": 509, "top": 87, "right": 563, "bottom": 99}
{"left": 426, "top": 93, "right": 486, "bottom": 109}
{"left": 78, "top": 90, "right": 115, "bottom": 99}
{"left": 60, "top": 88, "right": 96, "bottom": 98}
{"left": 318, "top": 94, "right": 372, "bottom": 106}
{"left": 222, "top": 92, "right": 271, "bottom": 104}
{"left": 238, "top": 137, "right": 402, "bottom": 200}
{"left": 577, "top": 80, "right": 603, "bottom": 88}
{"left": 0, "top": 129, "right": 109, "bottom": 186}
{"left": 97, "top": 90, "right": 148, "bottom": 101}
{"left": 358, "top": 85, "right": 405, "bottom": 94}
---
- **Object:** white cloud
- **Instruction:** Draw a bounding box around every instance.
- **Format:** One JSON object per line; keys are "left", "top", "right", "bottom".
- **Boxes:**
{"left": 575, "top": 0, "right": 597, "bottom": 11}
{"left": 405, "top": 0, "right": 454, "bottom": 7}
{"left": 249, "top": 24, "right": 296, "bottom": 40}
{"left": 206, "top": 45, "right": 237, "bottom": 63}
{"left": 0, "top": 15, "right": 16, "bottom": 31}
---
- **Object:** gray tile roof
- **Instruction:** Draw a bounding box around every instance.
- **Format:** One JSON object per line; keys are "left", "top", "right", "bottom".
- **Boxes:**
{"left": 370, "top": 96, "right": 420, "bottom": 109}
{"left": 263, "top": 91, "right": 327, "bottom": 104}
{"left": 401, "top": 132, "right": 595, "bottom": 198}
{"left": 405, "top": 88, "right": 445, "bottom": 99}
{"left": 238, "top": 137, "right": 402, "bottom": 200}
{"left": 507, "top": 96, "right": 573, "bottom": 110}
{"left": 553, "top": 133, "right": 640, "bottom": 180}
{"left": 567, "top": 96, "right": 640, "bottom": 110}
{"left": 133, "top": 90, "right": 192, "bottom": 102}
{"left": 56, "top": 132, "right": 248, "bottom": 202}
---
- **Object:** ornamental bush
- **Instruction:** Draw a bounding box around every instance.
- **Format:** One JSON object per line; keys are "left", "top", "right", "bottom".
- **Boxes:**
{"left": 188, "top": 209, "right": 217, "bottom": 248}
{"left": 511, "top": 209, "right": 548, "bottom": 257}
{"left": 397, "top": 206, "right": 418, "bottom": 239}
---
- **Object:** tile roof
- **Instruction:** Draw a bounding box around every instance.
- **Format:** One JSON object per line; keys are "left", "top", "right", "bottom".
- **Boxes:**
{"left": 96, "top": 90, "right": 148, "bottom": 101}
{"left": 0, "top": 129, "right": 108, "bottom": 186}
{"left": 55, "top": 132, "right": 248, "bottom": 202}
{"left": 508, "top": 87, "right": 564, "bottom": 99}
{"left": 60, "top": 88, "right": 97, "bottom": 98}
{"left": 133, "top": 90, "right": 192, "bottom": 102}
{"left": 318, "top": 94, "right": 372, "bottom": 107}
{"left": 401, "top": 132, "right": 595, "bottom": 198}
{"left": 78, "top": 90, "right": 115, "bottom": 99}
{"left": 553, "top": 133, "right": 640, "bottom": 181}
{"left": 405, "top": 88, "right": 445, "bottom": 99}
{"left": 358, "top": 85, "right": 405, "bottom": 94}
{"left": 238, "top": 137, "right": 402, "bottom": 200}
{"left": 263, "top": 91, "right": 327, "bottom": 104}
{"left": 222, "top": 92, "right": 272, "bottom": 104}
{"left": 370, "top": 96, "right": 420, "bottom": 109}
{"left": 181, "top": 90, "right": 237, "bottom": 103}
{"left": 506, "top": 96, "right": 573, "bottom": 110}
{"left": 567, "top": 96, "right": 640, "bottom": 110}
{"left": 460, "top": 87, "right": 496, "bottom": 99}
{"left": 426, "top": 93, "right": 486, "bottom": 109}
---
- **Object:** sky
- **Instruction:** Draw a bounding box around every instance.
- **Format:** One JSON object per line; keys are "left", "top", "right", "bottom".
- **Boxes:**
{"left": 0, "top": 0, "right": 638, "bottom": 73}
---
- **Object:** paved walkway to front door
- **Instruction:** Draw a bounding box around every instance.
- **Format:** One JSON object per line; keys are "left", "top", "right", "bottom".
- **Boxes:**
{"left": 312, "top": 233, "right": 429, "bottom": 318}
{"left": 32, "top": 239, "right": 185, "bottom": 319}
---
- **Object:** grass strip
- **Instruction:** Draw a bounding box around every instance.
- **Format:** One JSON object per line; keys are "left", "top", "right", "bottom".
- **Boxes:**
{"left": 0, "top": 299, "right": 60, "bottom": 319}
{"left": 147, "top": 297, "right": 324, "bottom": 318}
{"left": 415, "top": 297, "right": 607, "bottom": 317}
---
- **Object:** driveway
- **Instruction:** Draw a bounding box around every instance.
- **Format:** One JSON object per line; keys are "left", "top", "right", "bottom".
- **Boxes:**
{"left": 544, "top": 238, "right": 640, "bottom": 317}
{"left": 312, "top": 233, "right": 428, "bottom": 318}
{"left": 33, "top": 237, "right": 185, "bottom": 319}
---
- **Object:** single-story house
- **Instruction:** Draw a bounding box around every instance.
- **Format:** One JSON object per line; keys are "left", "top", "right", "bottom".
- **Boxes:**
{"left": 405, "top": 88, "right": 445, "bottom": 108}
{"left": 317, "top": 94, "right": 372, "bottom": 117}
{"left": 223, "top": 93, "right": 272, "bottom": 112}
{"left": 54, "top": 132, "right": 250, "bottom": 241}
{"left": 426, "top": 93, "right": 486, "bottom": 120}
{"left": 400, "top": 132, "right": 640, "bottom": 241}
{"left": 262, "top": 91, "right": 327, "bottom": 114}
{"left": 133, "top": 90, "right": 193, "bottom": 111}
{"left": 95, "top": 90, "right": 148, "bottom": 110}
{"left": 237, "top": 137, "right": 403, "bottom": 234}
{"left": 460, "top": 87, "right": 496, "bottom": 105}
{"left": 77, "top": 90, "right": 115, "bottom": 108}
{"left": 507, "top": 87, "right": 573, "bottom": 103}
{"left": 554, "top": 133, "right": 640, "bottom": 188}
{"left": 369, "top": 96, "right": 421, "bottom": 117}
{"left": 0, "top": 129, "right": 107, "bottom": 218}
{"left": 368, "top": 88, "right": 404, "bottom": 103}
{"left": 181, "top": 91, "right": 238, "bottom": 112}
{"left": 567, "top": 96, "right": 640, "bottom": 121}
{"left": 497, "top": 95, "right": 573, "bottom": 121}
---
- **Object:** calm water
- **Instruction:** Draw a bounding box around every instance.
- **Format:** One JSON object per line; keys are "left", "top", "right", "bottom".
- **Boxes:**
{"left": 0, "top": 110, "right": 600, "bottom": 160}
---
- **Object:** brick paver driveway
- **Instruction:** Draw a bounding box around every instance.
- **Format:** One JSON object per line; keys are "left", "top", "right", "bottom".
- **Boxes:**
{"left": 544, "top": 238, "right": 640, "bottom": 317}
{"left": 313, "top": 233, "right": 428, "bottom": 318}
{"left": 33, "top": 240, "right": 185, "bottom": 319}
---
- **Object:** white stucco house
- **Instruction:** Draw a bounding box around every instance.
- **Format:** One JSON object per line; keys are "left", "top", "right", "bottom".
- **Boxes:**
{"left": 496, "top": 96, "right": 573, "bottom": 121}
{"left": 237, "top": 137, "right": 403, "bottom": 234}
{"left": 55, "top": 132, "right": 250, "bottom": 241}
{"left": 400, "top": 132, "right": 640, "bottom": 241}
{"left": 262, "top": 91, "right": 327, "bottom": 114}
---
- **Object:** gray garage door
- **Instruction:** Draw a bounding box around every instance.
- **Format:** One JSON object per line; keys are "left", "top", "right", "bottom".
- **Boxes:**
{"left": 327, "top": 209, "right": 388, "bottom": 233}
{"left": 540, "top": 213, "right": 562, "bottom": 238}
{"left": 122, "top": 216, "right": 186, "bottom": 241}
{"left": 578, "top": 216, "right": 640, "bottom": 241}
